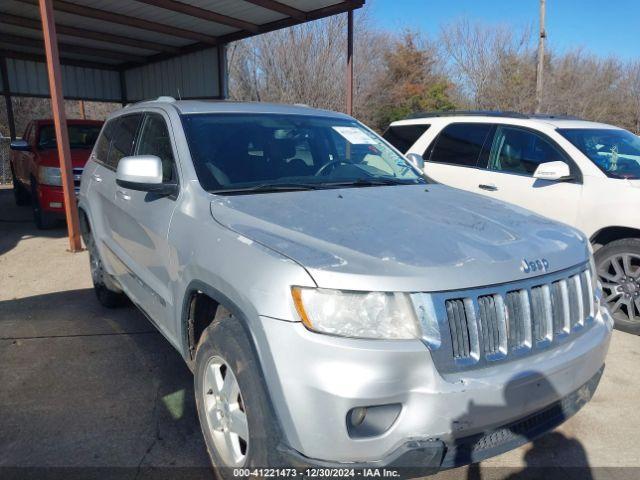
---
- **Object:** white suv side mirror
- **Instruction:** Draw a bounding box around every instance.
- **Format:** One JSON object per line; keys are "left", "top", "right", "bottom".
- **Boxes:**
{"left": 533, "top": 161, "right": 572, "bottom": 181}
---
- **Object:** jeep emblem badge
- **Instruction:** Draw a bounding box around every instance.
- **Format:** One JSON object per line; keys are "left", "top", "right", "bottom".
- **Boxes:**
{"left": 521, "top": 258, "right": 550, "bottom": 274}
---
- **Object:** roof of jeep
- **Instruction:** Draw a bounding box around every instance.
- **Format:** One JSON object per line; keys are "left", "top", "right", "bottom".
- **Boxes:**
{"left": 130, "top": 99, "right": 352, "bottom": 119}
{"left": 390, "top": 114, "right": 623, "bottom": 131}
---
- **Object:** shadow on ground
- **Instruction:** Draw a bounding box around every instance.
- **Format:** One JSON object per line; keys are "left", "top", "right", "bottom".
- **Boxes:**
{"left": 0, "top": 288, "right": 210, "bottom": 475}
{"left": 0, "top": 188, "right": 66, "bottom": 257}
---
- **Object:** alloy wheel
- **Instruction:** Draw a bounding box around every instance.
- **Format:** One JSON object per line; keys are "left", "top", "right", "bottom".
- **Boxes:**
{"left": 598, "top": 253, "right": 640, "bottom": 324}
{"left": 202, "top": 355, "right": 249, "bottom": 467}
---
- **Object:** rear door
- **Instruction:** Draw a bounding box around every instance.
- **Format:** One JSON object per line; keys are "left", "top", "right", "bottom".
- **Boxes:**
{"left": 478, "top": 125, "right": 583, "bottom": 225}
{"left": 108, "top": 112, "right": 179, "bottom": 337}
{"left": 89, "top": 114, "right": 143, "bottom": 285}
{"left": 422, "top": 122, "right": 495, "bottom": 191}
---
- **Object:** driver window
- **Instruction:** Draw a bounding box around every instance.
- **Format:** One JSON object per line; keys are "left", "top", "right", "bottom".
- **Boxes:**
{"left": 489, "top": 126, "right": 565, "bottom": 176}
{"left": 136, "top": 114, "right": 176, "bottom": 182}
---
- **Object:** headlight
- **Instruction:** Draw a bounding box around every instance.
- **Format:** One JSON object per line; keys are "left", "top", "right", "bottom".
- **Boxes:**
{"left": 291, "top": 287, "right": 422, "bottom": 340}
{"left": 38, "top": 166, "right": 62, "bottom": 186}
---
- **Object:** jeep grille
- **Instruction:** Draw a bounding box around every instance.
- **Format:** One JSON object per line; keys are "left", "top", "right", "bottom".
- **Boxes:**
{"left": 422, "top": 263, "right": 596, "bottom": 373}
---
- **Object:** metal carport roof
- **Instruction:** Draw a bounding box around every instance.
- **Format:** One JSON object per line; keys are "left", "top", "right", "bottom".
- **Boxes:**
{"left": 1, "top": 0, "right": 364, "bottom": 103}
{"left": 0, "top": 0, "right": 364, "bottom": 251}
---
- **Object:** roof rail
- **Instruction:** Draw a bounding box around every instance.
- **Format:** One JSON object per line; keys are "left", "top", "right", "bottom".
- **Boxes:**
{"left": 403, "top": 110, "right": 585, "bottom": 121}
{"left": 529, "top": 113, "right": 583, "bottom": 121}
{"left": 405, "top": 110, "right": 529, "bottom": 120}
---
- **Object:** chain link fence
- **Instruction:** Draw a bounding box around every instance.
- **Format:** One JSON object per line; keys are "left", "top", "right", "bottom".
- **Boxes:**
{"left": 0, "top": 138, "right": 12, "bottom": 185}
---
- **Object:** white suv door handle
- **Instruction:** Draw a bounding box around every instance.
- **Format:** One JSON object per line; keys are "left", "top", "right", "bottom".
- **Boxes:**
{"left": 116, "top": 189, "right": 131, "bottom": 201}
{"left": 479, "top": 183, "right": 498, "bottom": 192}
{"left": 92, "top": 173, "right": 102, "bottom": 182}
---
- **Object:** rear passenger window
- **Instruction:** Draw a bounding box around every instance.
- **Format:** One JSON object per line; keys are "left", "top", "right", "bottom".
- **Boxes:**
{"left": 136, "top": 114, "right": 176, "bottom": 182}
{"left": 382, "top": 124, "right": 430, "bottom": 153}
{"left": 107, "top": 114, "right": 142, "bottom": 169}
{"left": 94, "top": 119, "right": 116, "bottom": 164}
{"left": 427, "top": 123, "right": 493, "bottom": 167}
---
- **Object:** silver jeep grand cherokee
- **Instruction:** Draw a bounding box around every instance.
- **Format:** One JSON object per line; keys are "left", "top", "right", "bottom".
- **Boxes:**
{"left": 79, "top": 98, "right": 612, "bottom": 477}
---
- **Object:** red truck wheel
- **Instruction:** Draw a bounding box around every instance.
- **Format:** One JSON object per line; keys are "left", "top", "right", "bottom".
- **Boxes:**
{"left": 11, "top": 169, "right": 31, "bottom": 206}
{"left": 30, "top": 182, "right": 57, "bottom": 230}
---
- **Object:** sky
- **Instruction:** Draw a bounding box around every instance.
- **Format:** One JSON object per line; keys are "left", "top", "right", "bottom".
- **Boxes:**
{"left": 367, "top": 0, "right": 640, "bottom": 61}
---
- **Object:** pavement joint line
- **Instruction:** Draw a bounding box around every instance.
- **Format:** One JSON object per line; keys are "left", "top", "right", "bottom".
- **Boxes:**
{"left": 1, "top": 331, "right": 160, "bottom": 341}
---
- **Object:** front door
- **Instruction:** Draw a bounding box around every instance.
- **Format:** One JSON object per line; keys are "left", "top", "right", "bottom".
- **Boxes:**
{"left": 108, "top": 112, "right": 179, "bottom": 341}
{"left": 479, "top": 125, "right": 583, "bottom": 226}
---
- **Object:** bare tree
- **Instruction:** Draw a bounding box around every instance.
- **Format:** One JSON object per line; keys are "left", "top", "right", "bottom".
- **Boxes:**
{"left": 440, "top": 19, "right": 534, "bottom": 109}
{"left": 228, "top": 11, "right": 388, "bottom": 119}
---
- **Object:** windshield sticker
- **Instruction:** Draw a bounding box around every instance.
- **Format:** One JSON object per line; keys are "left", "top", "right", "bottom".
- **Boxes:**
{"left": 332, "top": 126, "right": 376, "bottom": 144}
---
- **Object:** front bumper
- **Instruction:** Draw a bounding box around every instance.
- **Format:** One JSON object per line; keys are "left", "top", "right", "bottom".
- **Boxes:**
{"left": 260, "top": 307, "right": 611, "bottom": 468}
{"left": 279, "top": 366, "right": 603, "bottom": 476}
{"left": 37, "top": 184, "right": 80, "bottom": 214}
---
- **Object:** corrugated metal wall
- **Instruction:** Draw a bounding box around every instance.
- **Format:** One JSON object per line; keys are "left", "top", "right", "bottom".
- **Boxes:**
{"left": 5, "top": 58, "right": 122, "bottom": 101}
{"left": 124, "top": 47, "right": 220, "bottom": 101}
{"left": 3, "top": 47, "right": 222, "bottom": 102}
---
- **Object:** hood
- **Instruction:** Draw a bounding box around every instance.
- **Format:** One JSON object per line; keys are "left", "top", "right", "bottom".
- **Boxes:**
{"left": 210, "top": 185, "right": 589, "bottom": 292}
{"left": 37, "top": 148, "right": 93, "bottom": 169}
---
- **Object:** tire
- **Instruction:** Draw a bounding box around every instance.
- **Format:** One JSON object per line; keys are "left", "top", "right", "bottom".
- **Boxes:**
{"left": 194, "top": 317, "right": 286, "bottom": 478}
{"left": 85, "top": 230, "right": 128, "bottom": 308}
{"left": 30, "top": 182, "right": 57, "bottom": 230}
{"left": 594, "top": 238, "right": 640, "bottom": 334}
{"left": 11, "top": 169, "right": 30, "bottom": 206}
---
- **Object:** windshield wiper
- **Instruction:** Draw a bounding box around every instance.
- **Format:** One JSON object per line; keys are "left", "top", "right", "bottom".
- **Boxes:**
{"left": 209, "top": 182, "right": 322, "bottom": 195}
{"left": 319, "top": 178, "right": 424, "bottom": 188}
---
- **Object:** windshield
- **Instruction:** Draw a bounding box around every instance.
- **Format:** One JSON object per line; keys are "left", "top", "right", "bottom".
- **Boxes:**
{"left": 558, "top": 128, "right": 640, "bottom": 179}
{"left": 181, "top": 113, "right": 425, "bottom": 193}
{"left": 38, "top": 124, "right": 102, "bottom": 150}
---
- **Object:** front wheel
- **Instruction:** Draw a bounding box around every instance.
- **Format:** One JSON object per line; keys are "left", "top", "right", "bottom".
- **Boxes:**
{"left": 11, "top": 169, "right": 30, "bottom": 206}
{"left": 595, "top": 238, "right": 640, "bottom": 334}
{"left": 194, "top": 318, "right": 286, "bottom": 477}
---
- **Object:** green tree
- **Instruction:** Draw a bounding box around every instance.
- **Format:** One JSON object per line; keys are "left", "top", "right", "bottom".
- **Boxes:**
{"left": 365, "top": 32, "right": 457, "bottom": 131}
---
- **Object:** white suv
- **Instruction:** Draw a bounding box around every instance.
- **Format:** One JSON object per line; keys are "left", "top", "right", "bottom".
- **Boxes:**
{"left": 385, "top": 112, "right": 640, "bottom": 333}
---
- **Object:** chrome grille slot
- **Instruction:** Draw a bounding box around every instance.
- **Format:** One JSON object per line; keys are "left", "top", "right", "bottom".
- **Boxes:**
{"left": 505, "top": 290, "right": 530, "bottom": 350}
{"left": 550, "top": 280, "right": 570, "bottom": 335}
{"left": 445, "top": 299, "right": 471, "bottom": 359}
{"left": 568, "top": 274, "right": 584, "bottom": 328}
{"left": 580, "top": 270, "right": 594, "bottom": 318}
{"left": 530, "top": 285, "right": 552, "bottom": 342}
{"left": 477, "top": 295, "right": 502, "bottom": 356}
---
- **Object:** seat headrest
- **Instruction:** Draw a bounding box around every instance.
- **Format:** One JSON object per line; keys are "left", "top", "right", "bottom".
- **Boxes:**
{"left": 269, "top": 138, "right": 296, "bottom": 160}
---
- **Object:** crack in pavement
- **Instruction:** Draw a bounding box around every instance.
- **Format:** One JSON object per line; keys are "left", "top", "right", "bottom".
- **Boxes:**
{"left": 134, "top": 384, "right": 163, "bottom": 479}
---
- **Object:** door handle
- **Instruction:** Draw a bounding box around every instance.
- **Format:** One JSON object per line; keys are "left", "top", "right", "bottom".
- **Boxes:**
{"left": 92, "top": 173, "right": 102, "bottom": 182}
{"left": 479, "top": 183, "right": 498, "bottom": 192}
{"left": 116, "top": 189, "right": 131, "bottom": 201}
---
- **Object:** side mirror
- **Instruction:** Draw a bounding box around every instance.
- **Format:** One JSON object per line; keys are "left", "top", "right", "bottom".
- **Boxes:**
{"left": 10, "top": 139, "right": 31, "bottom": 151}
{"left": 533, "top": 161, "right": 573, "bottom": 181}
{"left": 406, "top": 153, "right": 425, "bottom": 171}
{"left": 116, "top": 155, "right": 177, "bottom": 195}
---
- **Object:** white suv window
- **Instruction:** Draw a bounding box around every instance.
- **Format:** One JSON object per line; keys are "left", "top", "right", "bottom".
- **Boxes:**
{"left": 427, "top": 123, "right": 493, "bottom": 167}
{"left": 488, "top": 126, "right": 566, "bottom": 176}
{"left": 382, "top": 124, "right": 430, "bottom": 153}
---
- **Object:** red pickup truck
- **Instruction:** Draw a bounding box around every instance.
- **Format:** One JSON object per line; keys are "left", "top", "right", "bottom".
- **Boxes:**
{"left": 10, "top": 119, "right": 103, "bottom": 229}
